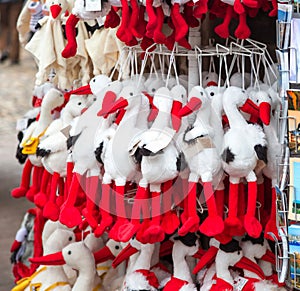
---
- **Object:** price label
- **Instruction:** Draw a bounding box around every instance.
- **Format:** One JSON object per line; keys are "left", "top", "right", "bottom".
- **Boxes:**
{"left": 233, "top": 276, "right": 248, "bottom": 291}
{"left": 85, "top": 0, "right": 101, "bottom": 12}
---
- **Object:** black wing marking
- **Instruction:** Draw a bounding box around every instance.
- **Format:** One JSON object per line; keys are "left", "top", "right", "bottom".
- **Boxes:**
{"left": 94, "top": 142, "right": 104, "bottom": 164}
{"left": 221, "top": 147, "right": 235, "bottom": 163}
{"left": 174, "top": 232, "right": 198, "bottom": 247}
{"left": 36, "top": 148, "right": 51, "bottom": 157}
{"left": 254, "top": 144, "right": 268, "bottom": 164}
{"left": 67, "top": 133, "right": 81, "bottom": 150}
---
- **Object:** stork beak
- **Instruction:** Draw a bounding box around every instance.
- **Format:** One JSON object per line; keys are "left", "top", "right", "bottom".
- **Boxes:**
{"left": 98, "top": 97, "right": 128, "bottom": 117}
{"left": 142, "top": 91, "right": 158, "bottom": 122}
{"left": 193, "top": 246, "right": 218, "bottom": 274}
{"left": 239, "top": 99, "right": 259, "bottom": 118}
{"left": 260, "top": 249, "right": 275, "bottom": 265}
{"left": 50, "top": 4, "right": 62, "bottom": 19}
{"left": 259, "top": 102, "right": 271, "bottom": 125}
{"left": 206, "top": 81, "right": 218, "bottom": 87}
{"left": 97, "top": 91, "right": 118, "bottom": 116}
{"left": 171, "top": 100, "right": 182, "bottom": 132}
{"left": 81, "top": 107, "right": 88, "bottom": 114}
{"left": 64, "top": 84, "right": 93, "bottom": 102}
{"left": 94, "top": 246, "right": 116, "bottom": 264}
{"left": 112, "top": 244, "right": 138, "bottom": 268}
{"left": 234, "top": 256, "right": 265, "bottom": 279}
{"left": 178, "top": 97, "right": 202, "bottom": 117}
{"left": 29, "top": 252, "right": 65, "bottom": 265}
{"left": 159, "top": 240, "right": 174, "bottom": 257}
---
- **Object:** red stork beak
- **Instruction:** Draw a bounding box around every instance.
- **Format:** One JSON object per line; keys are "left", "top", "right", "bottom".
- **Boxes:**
{"left": 193, "top": 248, "right": 206, "bottom": 259}
{"left": 193, "top": 246, "right": 218, "bottom": 274}
{"left": 178, "top": 97, "right": 202, "bottom": 117}
{"left": 64, "top": 84, "right": 93, "bottom": 102}
{"left": 239, "top": 98, "right": 259, "bottom": 119}
{"left": 98, "top": 97, "right": 128, "bottom": 117}
{"left": 74, "top": 231, "right": 90, "bottom": 241}
{"left": 142, "top": 91, "right": 158, "bottom": 122}
{"left": 206, "top": 81, "right": 218, "bottom": 87}
{"left": 29, "top": 251, "right": 65, "bottom": 265}
{"left": 171, "top": 100, "right": 182, "bottom": 132}
{"left": 94, "top": 246, "right": 116, "bottom": 264}
{"left": 159, "top": 240, "right": 174, "bottom": 257}
{"left": 259, "top": 102, "right": 271, "bottom": 126}
{"left": 97, "top": 91, "right": 118, "bottom": 116}
{"left": 234, "top": 256, "right": 265, "bottom": 279}
{"left": 50, "top": 4, "right": 62, "bottom": 19}
{"left": 81, "top": 107, "right": 88, "bottom": 114}
{"left": 260, "top": 249, "right": 276, "bottom": 265}
{"left": 112, "top": 244, "right": 138, "bottom": 268}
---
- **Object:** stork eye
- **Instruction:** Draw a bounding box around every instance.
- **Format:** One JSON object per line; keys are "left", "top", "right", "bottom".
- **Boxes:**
{"left": 200, "top": 92, "right": 203, "bottom": 96}
{"left": 206, "top": 76, "right": 209, "bottom": 80}
{"left": 152, "top": 88, "right": 155, "bottom": 92}
{"left": 115, "top": 245, "right": 120, "bottom": 250}
{"left": 60, "top": 94, "right": 63, "bottom": 97}
{"left": 181, "top": 94, "right": 184, "bottom": 98}
{"left": 68, "top": 251, "right": 71, "bottom": 255}
{"left": 78, "top": 102, "right": 82, "bottom": 105}
{"left": 210, "top": 92, "right": 214, "bottom": 96}
{"left": 59, "top": 3, "right": 61, "bottom": 5}
{"left": 68, "top": 236, "right": 73, "bottom": 241}
{"left": 256, "top": 99, "right": 259, "bottom": 103}
{"left": 93, "top": 79, "right": 96, "bottom": 82}
{"left": 93, "top": 98, "right": 96, "bottom": 101}
{"left": 130, "top": 92, "right": 133, "bottom": 96}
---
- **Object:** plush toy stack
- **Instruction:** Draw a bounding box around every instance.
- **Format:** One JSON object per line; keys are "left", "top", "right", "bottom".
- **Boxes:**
{"left": 10, "top": 0, "right": 286, "bottom": 289}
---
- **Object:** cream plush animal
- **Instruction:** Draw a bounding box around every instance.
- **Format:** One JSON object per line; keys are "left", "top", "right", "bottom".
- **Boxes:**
{"left": 11, "top": 88, "right": 66, "bottom": 202}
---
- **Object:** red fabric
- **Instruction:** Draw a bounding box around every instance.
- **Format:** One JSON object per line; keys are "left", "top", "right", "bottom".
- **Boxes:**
{"left": 135, "top": 269, "right": 159, "bottom": 289}
{"left": 163, "top": 276, "right": 189, "bottom": 291}
{"left": 211, "top": 277, "right": 233, "bottom": 291}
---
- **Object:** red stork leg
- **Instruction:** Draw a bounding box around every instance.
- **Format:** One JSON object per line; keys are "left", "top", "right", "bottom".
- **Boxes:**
{"left": 43, "top": 172, "right": 60, "bottom": 221}
{"left": 59, "top": 174, "right": 83, "bottom": 228}
{"left": 94, "top": 183, "right": 113, "bottom": 237}
{"left": 214, "top": 5, "right": 233, "bottom": 39}
{"left": 244, "top": 181, "right": 262, "bottom": 238}
{"left": 178, "top": 181, "right": 200, "bottom": 236}
{"left": 199, "top": 181, "right": 224, "bottom": 237}
{"left": 34, "top": 170, "right": 52, "bottom": 208}
{"left": 61, "top": 14, "right": 79, "bottom": 58}
{"left": 264, "top": 186, "right": 279, "bottom": 240}
{"left": 26, "top": 166, "right": 44, "bottom": 202}
{"left": 11, "top": 159, "right": 33, "bottom": 198}
{"left": 234, "top": 11, "right": 251, "bottom": 39}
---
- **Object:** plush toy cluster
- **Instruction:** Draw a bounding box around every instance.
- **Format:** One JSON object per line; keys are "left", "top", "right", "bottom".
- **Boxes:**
{"left": 10, "top": 0, "right": 284, "bottom": 289}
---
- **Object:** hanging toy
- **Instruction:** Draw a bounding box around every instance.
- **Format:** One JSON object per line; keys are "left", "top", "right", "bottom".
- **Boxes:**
{"left": 11, "top": 89, "right": 67, "bottom": 201}
{"left": 35, "top": 94, "right": 88, "bottom": 220}
{"left": 220, "top": 86, "right": 267, "bottom": 239}
{"left": 177, "top": 85, "right": 224, "bottom": 237}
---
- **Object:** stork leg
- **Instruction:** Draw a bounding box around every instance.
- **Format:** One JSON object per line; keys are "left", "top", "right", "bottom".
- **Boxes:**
{"left": 224, "top": 178, "right": 244, "bottom": 236}
{"left": 94, "top": 182, "right": 114, "bottom": 237}
{"left": 244, "top": 173, "right": 262, "bottom": 238}
{"left": 59, "top": 173, "right": 83, "bottom": 228}
{"left": 26, "top": 166, "right": 44, "bottom": 202}
{"left": 264, "top": 185, "right": 279, "bottom": 240}
{"left": 142, "top": 188, "right": 165, "bottom": 243}
{"left": 43, "top": 172, "right": 60, "bottom": 221}
{"left": 56, "top": 177, "right": 65, "bottom": 207}
{"left": 118, "top": 184, "right": 150, "bottom": 242}
{"left": 109, "top": 184, "right": 130, "bottom": 240}
{"left": 82, "top": 176, "right": 99, "bottom": 230}
{"left": 178, "top": 179, "right": 200, "bottom": 237}
{"left": 34, "top": 170, "right": 52, "bottom": 208}
{"left": 161, "top": 179, "right": 180, "bottom": 235}
{"left": 199, "top": 181, "right": 224, "bottom": 236}
{"left": 11, "top": 159, "right": 33, "bottom": 198}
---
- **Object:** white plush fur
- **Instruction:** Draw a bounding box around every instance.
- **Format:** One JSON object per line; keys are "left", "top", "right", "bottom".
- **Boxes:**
{"left": 125, "top": 272, "right": 157, "bottom": 291}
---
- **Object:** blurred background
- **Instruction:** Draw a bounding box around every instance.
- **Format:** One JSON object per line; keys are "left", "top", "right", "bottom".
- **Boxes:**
{"left": 0, "top": 48, "right": 36, "bottom": 290}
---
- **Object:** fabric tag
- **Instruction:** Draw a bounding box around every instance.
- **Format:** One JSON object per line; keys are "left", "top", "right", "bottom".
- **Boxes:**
{"left": 85, "top": 0, "right": 101, "bottom": 12}
{"left": 182, "top": 136, "right": 214, "bottom": 159}
{"left": 233, "top": 276, "right": 248, "bottom": 290}
{"left": 61, "top": 125, "right": 71, "bottom": 138}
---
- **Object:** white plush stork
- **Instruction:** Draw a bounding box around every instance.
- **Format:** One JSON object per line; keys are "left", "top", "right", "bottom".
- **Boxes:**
{"left": 177, "top": 85, "right": 224, "bottom": 237}
{"left": 220, "top": 86, "right": 267, "bottom": 239}
{"left": 11, "top": 88, "right": 66, "bottom": 202}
